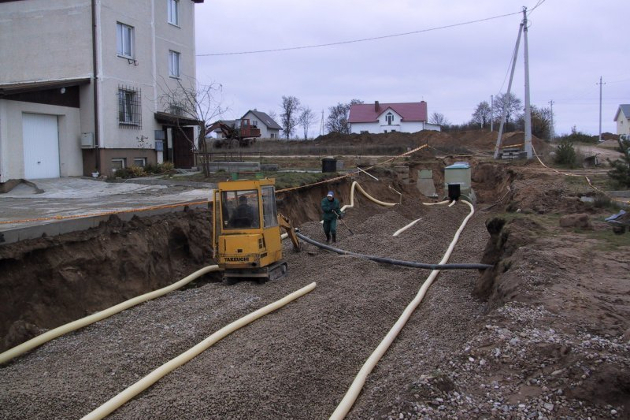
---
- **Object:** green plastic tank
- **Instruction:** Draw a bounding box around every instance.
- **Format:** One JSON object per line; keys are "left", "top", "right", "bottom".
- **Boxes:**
{"left": 444, "top": 162, "right": 475, "bottom": 203}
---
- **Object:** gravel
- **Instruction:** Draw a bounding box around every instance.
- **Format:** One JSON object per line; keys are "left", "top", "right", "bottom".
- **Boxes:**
{"left": 0, "top": 197, "right": 626, "bottom": 419}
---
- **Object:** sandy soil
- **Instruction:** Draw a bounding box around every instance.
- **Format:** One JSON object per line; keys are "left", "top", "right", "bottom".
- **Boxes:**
{"left": 1, "top": 150, "right": 629, "bottom": 419}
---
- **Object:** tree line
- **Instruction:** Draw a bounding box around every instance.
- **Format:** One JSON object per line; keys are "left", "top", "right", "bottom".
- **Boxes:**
{"left": 275, "top": 96, "right": 365, "bottom": 140}
{"left": 274, "top": 92, "right": 554, "bottom": 140}
{"left": 439, "top": 92, "right": 555, "bottom": 140}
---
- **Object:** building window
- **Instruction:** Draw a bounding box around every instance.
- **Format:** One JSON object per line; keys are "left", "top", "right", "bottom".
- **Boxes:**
{"left": 111, "top": 158, "right": 126, "bottom": 171}
{"left": 118, "top": 86, "right": 142, "bottom": 128}
{"left": 252, "top": 120, "right": 258, "bottom": 127}
{"left": 168, "top": 0, "right": 179, "bottom": 26}
{"left": 169, "top": 51, "right": 180, "bottom": 78}
{"left": 134, "top": 157, "right": 147, "bottom": 167}
{"left": 270, "top": 133, "right": 276, "bottom": 139}
{"left": 386, "top": 112, "right": 394, "bottom": 125}
{"left": 116, "top": 22, "right": 134, "bottom": 58}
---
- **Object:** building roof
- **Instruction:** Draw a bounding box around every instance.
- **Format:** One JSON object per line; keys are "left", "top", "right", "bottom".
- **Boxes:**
{"left": 0, "top": 78, "right": 91, "bottom": 96}
{"left": 154, "top": 112, "right": 202, "bottom": 126}
{"left": 348, "top": 101, "right": 428, "bottom": 123}
{"left": 614, "top": 104, "right": 630, "bottom": 121}
{"left": 243, "top": 110, "right": 282, "bottom": 130}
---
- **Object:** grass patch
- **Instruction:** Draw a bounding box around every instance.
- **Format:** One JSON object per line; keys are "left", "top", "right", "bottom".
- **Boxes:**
{"left": 172, "top": 170, "right": 341, "bottom": 190}
{"left": 582, "top": 228, "right": 630, "bottom": 251}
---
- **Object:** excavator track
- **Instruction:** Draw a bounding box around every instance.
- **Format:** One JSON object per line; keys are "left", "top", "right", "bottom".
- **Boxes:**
{"left": 224, "top": 261, "right": 288, "bottom": 284}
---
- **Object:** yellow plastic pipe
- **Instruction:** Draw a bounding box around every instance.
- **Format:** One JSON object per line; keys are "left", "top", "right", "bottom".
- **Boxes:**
{"left": 340, "top": 181, "right": 397, "bottom": 212}
{"left": 422, "top": 199, "right": 450, "bottom": 206}
{"left": 81, "top": 282, "right": 317, "bottom": 420}
{"left": 392, "top": 218, "right": 423, "bottom": 237}
{"left": 0, "top": 265, "right": 221, "bottom": 365}
{"left": 330, "top": 201, "right": 475, "bottom": 420}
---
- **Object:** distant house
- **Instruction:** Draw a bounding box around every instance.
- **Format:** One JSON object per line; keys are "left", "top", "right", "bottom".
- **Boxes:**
{"left": 614, "top": 104, "right": 630, "bottom": 136}
{"left": 241, "top": 110, "right": 281, "bottom": 139}
{"left": 348, "top": 101, "right": 441, "bottom": 134}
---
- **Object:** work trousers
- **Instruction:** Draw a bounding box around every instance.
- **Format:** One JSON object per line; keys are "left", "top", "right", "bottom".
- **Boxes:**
{"left": 323, "top": 218, "right": 337, "bottom": 235}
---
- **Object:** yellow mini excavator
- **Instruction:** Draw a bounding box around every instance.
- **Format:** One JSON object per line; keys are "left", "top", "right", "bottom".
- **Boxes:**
{"left": 212, "top": 179, "right": 300, "bottom": 282}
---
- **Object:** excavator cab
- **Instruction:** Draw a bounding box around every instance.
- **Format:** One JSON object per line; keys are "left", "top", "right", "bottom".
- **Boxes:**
{"left": 212, "top": 179, "right": 299, "bottom": 282}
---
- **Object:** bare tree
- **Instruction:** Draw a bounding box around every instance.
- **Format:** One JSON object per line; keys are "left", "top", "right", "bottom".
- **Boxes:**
{"left": 280, "top": 96, "right": 300, "bottom": 139}
{"left": 326, "top": 99, "right": 363, "bottom": 134}
{"left": 472, "top": 101, "right": 492, "bottom": 128}
{"left": 158, "top": 78, "right": 226, "bottom": 176}
{"left": 267, "top": 110, "right": 278, "bottom": 122}
{"left": 298, "top": 107, "right": 315, "bottom": 140}
{"left": 517, "top": 105, "right": 553, "bottom": 140}
{"left": 493, "top": 93, "right": 522, "bottom": 130}
{"left": 429, "top": 112, "right": 450, "bottom": 126}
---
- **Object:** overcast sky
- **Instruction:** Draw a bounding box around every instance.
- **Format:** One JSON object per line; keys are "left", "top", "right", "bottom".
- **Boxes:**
{"left": 194, "top": 0, "right": 629, "bottom": 138}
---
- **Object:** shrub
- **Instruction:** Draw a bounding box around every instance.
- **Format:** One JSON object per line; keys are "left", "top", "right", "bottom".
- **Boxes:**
{"left": 556, "top": 126, "right": 597, "bottom": 144}
{"left": 607, "top": 138, "right": 630, "bottom": 188}
{"left": 554, "top": 138, "right": 579, "bottom": 167}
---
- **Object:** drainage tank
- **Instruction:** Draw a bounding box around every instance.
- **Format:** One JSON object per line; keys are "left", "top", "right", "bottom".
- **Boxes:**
{"left": 444, "top": 162, "right": 475, "bottom": 202}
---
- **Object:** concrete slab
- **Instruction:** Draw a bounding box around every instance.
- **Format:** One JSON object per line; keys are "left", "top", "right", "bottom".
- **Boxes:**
{"left": 0, "top": 177, "right": 215, "bottom": 243}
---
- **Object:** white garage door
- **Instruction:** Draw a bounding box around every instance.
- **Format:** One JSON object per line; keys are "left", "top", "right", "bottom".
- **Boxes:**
{"left": 22, "top": 113, "right": 60, "bottom": 179}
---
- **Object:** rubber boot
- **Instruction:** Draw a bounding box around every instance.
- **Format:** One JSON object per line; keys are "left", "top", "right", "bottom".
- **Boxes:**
{"left": 326, "top": 233, "right": 330, "bottom": 243}
{"left": 332, "top": 233, "right": 336, "bottom": 243}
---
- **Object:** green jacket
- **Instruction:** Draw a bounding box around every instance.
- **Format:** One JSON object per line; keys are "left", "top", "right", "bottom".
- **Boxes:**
{"left": 321, "top": 197, "right": 341, "bottom": 222}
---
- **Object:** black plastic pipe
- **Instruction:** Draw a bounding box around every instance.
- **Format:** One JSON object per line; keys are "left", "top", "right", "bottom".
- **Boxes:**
{"left": 296, "top": 232, "right": 492, "bottom": 270}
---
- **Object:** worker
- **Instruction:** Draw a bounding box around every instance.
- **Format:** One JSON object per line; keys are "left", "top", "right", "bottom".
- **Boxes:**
{"left": 321, "top": 190, "right": 342, "bottom": 243}
{"left": 231, "top": 195, "right": 258, "bottom": 228}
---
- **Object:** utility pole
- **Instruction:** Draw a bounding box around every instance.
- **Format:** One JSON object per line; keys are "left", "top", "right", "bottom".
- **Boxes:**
{"left": 490, "top": 94, "right": 494, "bottom": 132}
{"left": 597, "top": 76, "right": 605, "bottom": 142}
{"left": 522, "top": 6, "right": 532, "bottom": 159}
{"left": 549, "top": 100, "right": 555, "bottom": 141}
{"left": 320, "top": 109, "right": 325, "bottom": 136}
{"left": 493, "top": 21, "right": 523, "bottom": 159}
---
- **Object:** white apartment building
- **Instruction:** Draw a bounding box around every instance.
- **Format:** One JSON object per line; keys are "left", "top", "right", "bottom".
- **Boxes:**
{"left": 0, "top": 0, "right": 203, "bottom": 182}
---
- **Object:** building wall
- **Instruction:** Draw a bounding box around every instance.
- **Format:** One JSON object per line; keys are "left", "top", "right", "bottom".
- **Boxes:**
{"left": 0, "top": 0, "right": 93, "bottom": 83}
{"left": 97, "top": 0, "right": 198, "bottom": 169}
{"left": 0, "top": 99, "right": 83, "bottom": 182}
{"left": 350, "top": 121, "right": 440, "bottom": 134}
{"left": 616, "top": 115, "right": 630, "bottom": 136}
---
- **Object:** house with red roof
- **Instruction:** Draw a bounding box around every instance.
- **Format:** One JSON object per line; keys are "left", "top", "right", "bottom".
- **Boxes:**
{"left": 348, "top": 101, "right": 441, "bottom": 134}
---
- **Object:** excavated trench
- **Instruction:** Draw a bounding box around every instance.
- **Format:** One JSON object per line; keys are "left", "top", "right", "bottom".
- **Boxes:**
{"left": 0, "top": 164, "right": 511, "bottom": 354}
{"left": 2, "top": 159, "right": 629, "bottom": 419}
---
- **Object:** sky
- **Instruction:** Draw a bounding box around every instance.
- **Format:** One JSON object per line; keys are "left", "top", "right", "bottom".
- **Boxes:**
{"left": 194, "top": 0, "right": 629, "bottom": 138}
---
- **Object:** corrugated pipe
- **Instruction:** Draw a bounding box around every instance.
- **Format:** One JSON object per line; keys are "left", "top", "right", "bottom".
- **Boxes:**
{"left": 340, "top": 181, "right": 398, "bottom": 212}
{"left": 330, "top": 200, "right": 476, "bottom": 419}
{"left": 295, "top": 231, "right": 490, "bottom": 270}
{"left": 81, "top": 282, "right": 317, "bottom": 420}
{"left": 0, "top": 265, "right": 221, "bottom": 365}
{"left": 392, "top": 218, "right": 422, "bottom": 237}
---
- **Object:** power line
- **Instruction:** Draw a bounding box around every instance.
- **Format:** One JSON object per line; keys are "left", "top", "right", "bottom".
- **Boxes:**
{"left": 197, "top": 10, "right": 522, "bottom": 57}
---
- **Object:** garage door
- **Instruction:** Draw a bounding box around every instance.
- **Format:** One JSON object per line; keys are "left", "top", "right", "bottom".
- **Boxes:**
{"left": 22, "top": 113, "right": 60, "bottom": 179}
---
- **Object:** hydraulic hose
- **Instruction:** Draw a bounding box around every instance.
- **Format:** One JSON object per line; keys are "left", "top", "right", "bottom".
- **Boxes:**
{"left": 340, "top": 181, "right": 397, "bottom": 212}
{"left": 296, "top": 232, "right": 491, "bottom": 270}
{"left": 330, "top": 200, "right": 476, "bottom": 419}
{"left": 81, "top": 282, "right": 317, "bottom": 420}
{"left": 0, "top": 265, "right": 221, "bottom": 365}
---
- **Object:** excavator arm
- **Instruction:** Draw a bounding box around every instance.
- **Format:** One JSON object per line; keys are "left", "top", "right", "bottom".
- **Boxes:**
{"left": 278, "top": 213, "right": 301, "bottom": 252}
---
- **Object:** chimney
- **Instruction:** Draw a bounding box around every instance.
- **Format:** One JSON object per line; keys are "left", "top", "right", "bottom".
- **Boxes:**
{"left": 375, "top": 101, "right": 379, "bottom": 112}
